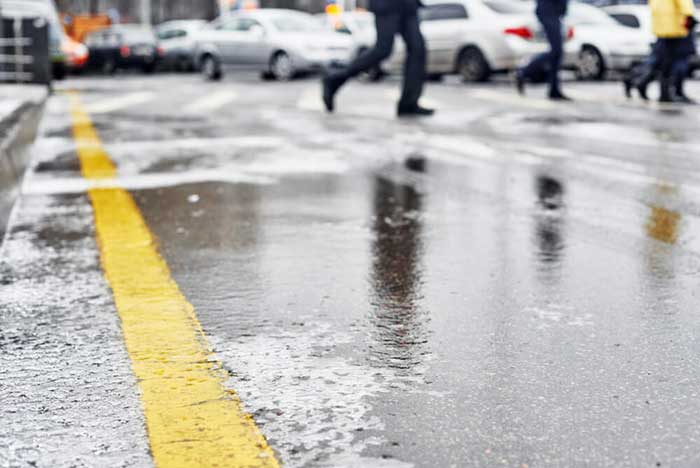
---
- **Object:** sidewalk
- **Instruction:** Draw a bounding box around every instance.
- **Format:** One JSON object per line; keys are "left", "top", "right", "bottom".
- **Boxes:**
{"left": 0, "top": 84, "right": 48, "bottom": 240}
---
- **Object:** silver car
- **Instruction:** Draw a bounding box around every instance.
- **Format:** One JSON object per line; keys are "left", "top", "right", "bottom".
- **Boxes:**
{"left": 194, "top": 9, "right": 357, "bottom": 81}
{"left": 156, "top": 20, "right": 207, "bottom": 71}
{"left": 563, "top": 2, "right": 653, "bottom": 80}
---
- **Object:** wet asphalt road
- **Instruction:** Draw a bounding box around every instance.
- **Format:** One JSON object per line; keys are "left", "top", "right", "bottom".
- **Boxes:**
{"left": 4, "top": 73, "right": 700, "bottom": 467}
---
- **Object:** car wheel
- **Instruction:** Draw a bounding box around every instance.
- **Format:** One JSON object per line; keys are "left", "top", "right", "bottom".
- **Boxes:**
{"left": 201, "top": 55, "right": 222, "bottom": 81}
{"left": 427, "top": 73, "right": 444, "bottom": 82}
{"left": 270, "top": 51, "right": 295, "bottom": 81}
{"left": 576, "top": 46, "right": 606, "bottom": 81}
{"left": 457, "top": 47, "right": 491, "bottom": 82}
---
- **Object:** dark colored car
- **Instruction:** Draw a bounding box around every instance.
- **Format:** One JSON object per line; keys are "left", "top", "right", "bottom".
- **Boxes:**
{"left": 85, "top": 24, "right": 163, "bottom": 74}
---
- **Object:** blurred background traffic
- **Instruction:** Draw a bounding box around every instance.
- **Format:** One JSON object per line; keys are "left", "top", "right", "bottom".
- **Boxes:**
{"left": 0, "top": 0, "right": 697, "bottom": 87}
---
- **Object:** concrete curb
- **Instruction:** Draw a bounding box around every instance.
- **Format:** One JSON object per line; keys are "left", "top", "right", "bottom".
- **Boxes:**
{"left": 0, "top": 85, "right": 48, "bottom": 240}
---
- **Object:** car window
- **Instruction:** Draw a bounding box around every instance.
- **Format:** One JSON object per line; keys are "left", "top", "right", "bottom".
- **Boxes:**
{"left": 483, "top": 0, "right": 533, "bottom": 14}
{"left": 220, "top": 18, "right": 242, "bottom": 31}
{"left": 269, "top": 14, "right": 325, "bottom": 32}
{"left": 238, "top": 18, "right": 262, "bottom": 32}
{"left": 157, "top": 29, "right": 171, "bottom": 40}
{"left": 609, "top": 13, "right": 640, "bottom": 28}
{"left": 420, "top": 3, "right": 468, "bottom": 21}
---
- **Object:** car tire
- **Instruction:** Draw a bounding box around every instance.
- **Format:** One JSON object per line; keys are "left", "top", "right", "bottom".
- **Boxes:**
{"left": 457, "top": 47, "right": 491, "bottom": 83}
{"left": 576, "top": 46, "right": 606, "bottom": 81}
{"left": 201, "top": 55, "right": 222, "bottom": 81}
{"left": 270, "top": 51, "right": 295, "bottom": 81}
{"left": 427, "top": 73, "right": 444, "bottom": 82}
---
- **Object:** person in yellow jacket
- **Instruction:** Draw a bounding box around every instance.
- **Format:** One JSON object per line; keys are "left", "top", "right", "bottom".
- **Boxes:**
{"left": 650, "top": 0, "right": 697, "bottom": 101}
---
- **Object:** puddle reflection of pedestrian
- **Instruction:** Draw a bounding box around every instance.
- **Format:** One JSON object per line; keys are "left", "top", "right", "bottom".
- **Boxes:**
{"left": 534, "top": 175, "right": 566, "bottom": 270}
{"left": 646, "top": 186, "right": 681, "bottom": 245}
{"left": 642, "top": 183, "right": 682, "bottom": 303}
{"left": 368, "top": 177, "right": 427, "bottom": 372}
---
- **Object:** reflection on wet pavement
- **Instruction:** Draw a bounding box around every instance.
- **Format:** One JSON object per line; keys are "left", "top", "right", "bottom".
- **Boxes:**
{"left": 369, "top": 177, "right": 428, "bottom": 374}
{"left": 8, "top": 76, "right": 700, "bottom": 467}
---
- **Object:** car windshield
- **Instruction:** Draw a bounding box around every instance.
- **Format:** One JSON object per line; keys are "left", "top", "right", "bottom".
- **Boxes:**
{"left": 269, "top": 13, "right": 324, "bottom": 32}
{"left": 568, "top": 3, "right": 618, "bottom": 25}
{"left": 483, "top": 0, "right": 534, "bottom": 14}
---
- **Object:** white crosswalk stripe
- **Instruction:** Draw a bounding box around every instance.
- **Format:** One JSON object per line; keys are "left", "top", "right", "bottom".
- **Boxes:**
{"left": 297, "top": 86, "right": 324, "bottom": 111}
{"left": 184, "top": 90, "right": 239, "bottom": 113}
{"left": 85, "top": 92, "right": 156, "bottom": 114}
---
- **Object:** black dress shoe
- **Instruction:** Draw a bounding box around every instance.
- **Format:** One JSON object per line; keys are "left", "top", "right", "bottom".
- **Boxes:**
{"left": 322, "top": 76, "right": 341, "bottom": 113}
{"left": 397, "top": 105, "right": 435, "bottom": 117}
{"left": 515, "top": 72, "right": 526, "bottom": 96}
{"left": 674, "top": 94, "right": 696, "bottom": 105}
{"left": 637, "top": 83, "right": 649, "bottom": 101}
{"left": 623, "top": 78, "right": 633, "bottom": 99}
{"left": 549, "top": 91, "right": 572, "bottom": 101}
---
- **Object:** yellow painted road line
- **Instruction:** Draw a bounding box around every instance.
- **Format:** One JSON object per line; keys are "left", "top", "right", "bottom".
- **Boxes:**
{"left": 68, "top": 92, "right": 280, "bottom": 468}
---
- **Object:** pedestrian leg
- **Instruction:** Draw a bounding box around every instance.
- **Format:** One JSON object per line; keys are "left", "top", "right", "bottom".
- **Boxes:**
{"left": 672, "top": 57, "right": 694, "bottom": 103}
{"left": 322, "top": 14, "right": 400, "bottom": 112}
{"left": 541, "top": 17, "right": 566, "bottom": 99}
{"left": 397, "top": 10, "right": 429, "bottom": 115}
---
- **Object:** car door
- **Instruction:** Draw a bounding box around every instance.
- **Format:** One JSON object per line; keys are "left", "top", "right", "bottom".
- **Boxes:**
{"left": 234, "top": 17, "right": 269, "bottom": 66}
{"left": 214, "top": 17, "right": 251, "bottom": 66}
{"left": 420, "top": 3, "right": 470, "bottom": 72}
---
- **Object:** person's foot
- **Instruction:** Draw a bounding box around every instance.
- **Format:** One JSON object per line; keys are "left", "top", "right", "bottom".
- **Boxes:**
{"left": 549, "top": 91, "right": 572, "bottom": 101}
{"left": 674, "top": 93, "right": 696, "bottom": 105}
{"left": 322, "top": 75, "right": 342, "bottom": 113}
{"left": 658, "top": 94, "right": 674, "bottom": 103}
{"left": 397, "top": 105, "right": 435, "bottom": 118}
{"left": 637, "top": 83, "right": 649, "bottom": 101}
{"left": 515, "top": 71, "right": 525, "bottom": 96}
{"left": 623, "top": 78, "right": 633, "bottom": 99}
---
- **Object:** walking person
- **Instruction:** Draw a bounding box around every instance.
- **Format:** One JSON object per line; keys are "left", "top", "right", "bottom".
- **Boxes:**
{"left": 515, "top": 0, "right": 571, "bottom": 101}
{"left": 649, "top": 0, "right": 696, "bottom": 102}
{"left": 321, "top": 0, "right": 434, "bottom": 117}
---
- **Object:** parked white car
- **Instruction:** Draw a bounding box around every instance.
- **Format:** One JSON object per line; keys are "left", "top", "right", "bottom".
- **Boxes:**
{"left": 564, "top": 2, "right": 653, "bottom": 80}
{"left": 156, "top": 20, "right": 207, "bottom": 71}
{"left": 194, "top": 9, "right": 357, "bottom": 81}
{"left": 384, "top": 0, "right": 575, "bottom": 82}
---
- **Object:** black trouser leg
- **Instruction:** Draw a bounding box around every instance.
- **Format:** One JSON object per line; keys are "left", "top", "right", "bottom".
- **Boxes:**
{"left": 397, "top": 11, "right": 426, "bottom": 109}
{"left": 335, "top": 13, "right": 400, "bottom": 82}
{"left": 658, "top": 39, "right": 680, "bottom": 101}
{"left": 520, "top": 14, "right": 563, "bottom": 94}
{"left": 673, "top": 58, "right": 690, "bottom": 96}
{"left": 541, "top": 17, "right": 563, "bottom": 95}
